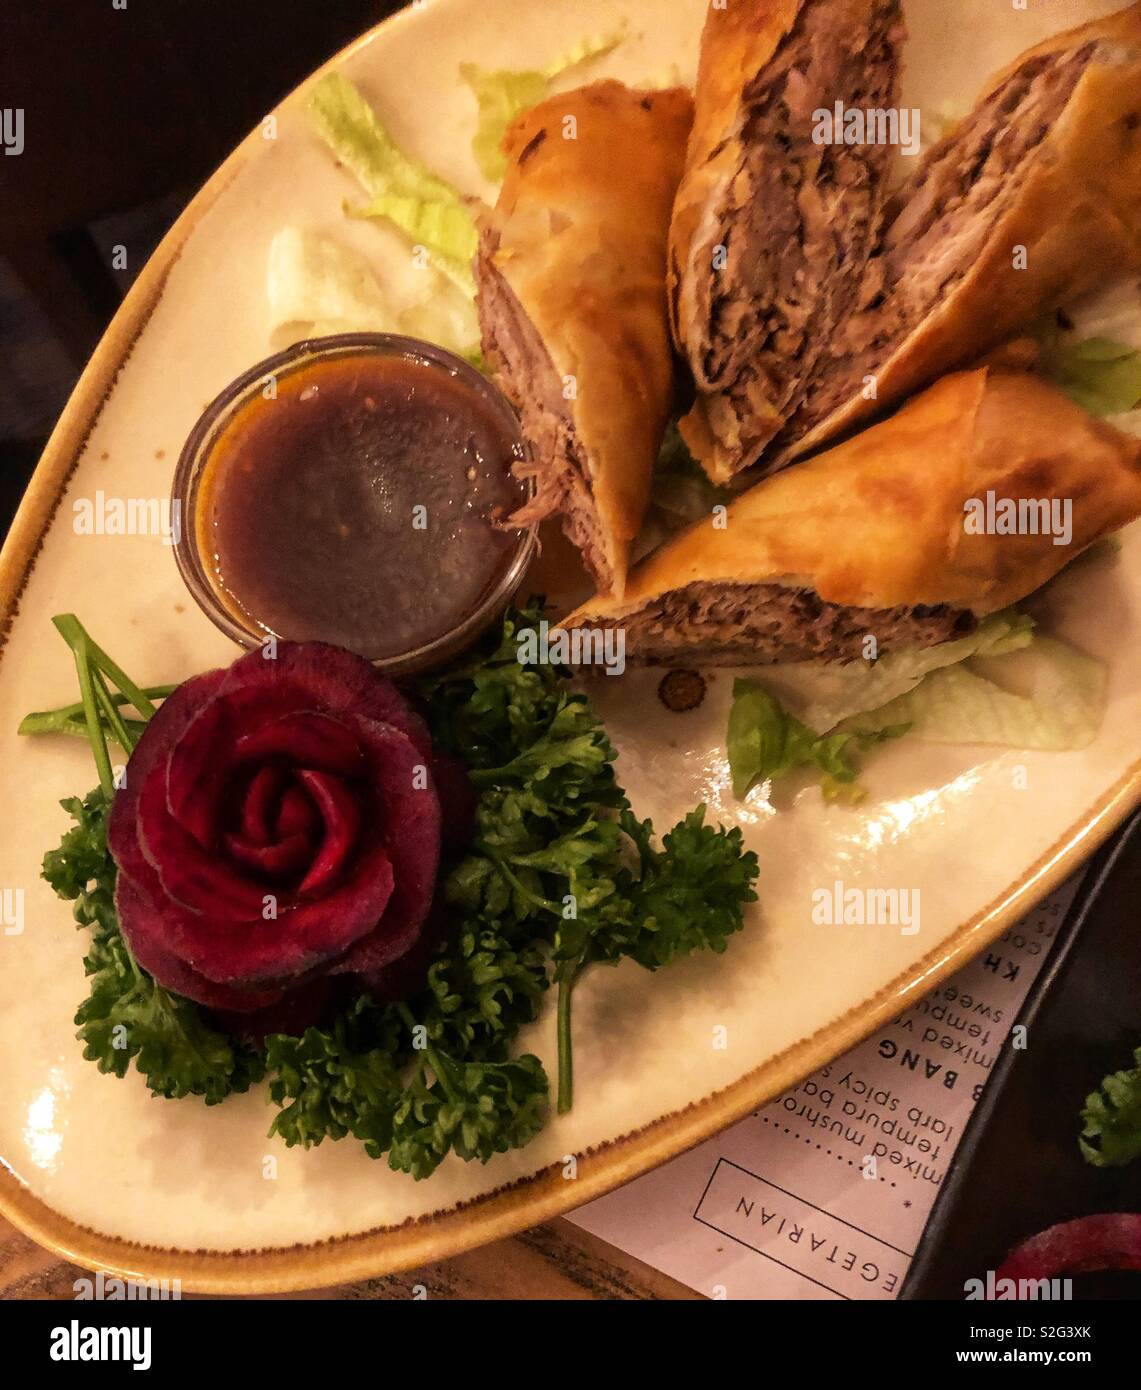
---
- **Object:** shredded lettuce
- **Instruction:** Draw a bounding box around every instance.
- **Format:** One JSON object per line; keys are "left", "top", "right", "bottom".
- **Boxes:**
{"left": 308, "top": 72, "right": 478, "bottom": 292}
{"left": 460, "top": 29, "right": 625, "bottom": 181}
{"left": 1036, "top": 279, "right": 1141, "bottom": 417}
{"left": 397, "top": 296, "right": 482, "bottom": 368}
{"left": 759, "top": 612, "right": 1034, "bottom": 735}
{"left": 546, "top": 29, "right": 627, "bottom": 75}
{"left": 650, "top": 422, "right": 731, "bottom": 527}
{"left": 265, "top": 226, "right": 481, "bottom": 362}
{"left": 1108, "top": 409, "right": 1141, "bottom": 439}
{"left": 843, "top": 636, "right": 1106, "bottom": 752}
{"left": 462, "top": 67, "right": 550, "bottom": 182}
{"left": 344, "top": 193, "right": 478, "bottom": 290}
{"left": 727, "top": 613, "right": 1106, "bottom": 802}
{"left": 266, "top": 226, "right": 395, "bottom": 346}
{"left": 644, "top": 62, "right": 686, "bottom": 90}
{"left": 1051, "top": 281, "right": 1141, "bottom": 352}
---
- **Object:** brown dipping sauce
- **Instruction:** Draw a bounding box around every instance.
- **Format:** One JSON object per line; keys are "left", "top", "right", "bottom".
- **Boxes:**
{"left": 195, "top": 348, "right": 528, "bottom": 661}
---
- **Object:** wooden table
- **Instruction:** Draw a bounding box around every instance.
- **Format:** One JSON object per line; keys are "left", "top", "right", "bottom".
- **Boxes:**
{"left": 0, "top": 1213, "right": 698, "bottom": 1301}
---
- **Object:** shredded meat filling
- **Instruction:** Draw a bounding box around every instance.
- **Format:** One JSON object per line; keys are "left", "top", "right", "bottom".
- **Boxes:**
{"left": 786, "top": 42, "right": 1097, "bottom": 439}
{"left": 696, "top": 0, "right": 904, "bottom": 465}
{"left": 475, "top": 229, "right": 614, "bottom": 591}
{"left": 587, "top": 582, "right": 976, "bottom": 666}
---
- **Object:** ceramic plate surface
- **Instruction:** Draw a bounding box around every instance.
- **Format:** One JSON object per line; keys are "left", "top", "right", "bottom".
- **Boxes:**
{"left": 1, "top": 0, "right": 1138, "bottom": 1291}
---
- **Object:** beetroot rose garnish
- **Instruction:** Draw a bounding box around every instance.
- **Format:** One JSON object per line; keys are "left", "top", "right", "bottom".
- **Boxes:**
{"left": 107, "top": 643, "right": 441, "bottom": 1015}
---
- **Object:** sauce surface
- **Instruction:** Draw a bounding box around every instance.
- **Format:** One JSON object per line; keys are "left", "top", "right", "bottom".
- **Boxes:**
{"left": 198, "top": 351, "right": 527, "bottom": 660}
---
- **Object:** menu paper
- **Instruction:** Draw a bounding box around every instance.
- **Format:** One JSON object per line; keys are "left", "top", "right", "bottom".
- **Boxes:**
{"left": 568, "top": 882, "right": 1080, "bottom": 1300}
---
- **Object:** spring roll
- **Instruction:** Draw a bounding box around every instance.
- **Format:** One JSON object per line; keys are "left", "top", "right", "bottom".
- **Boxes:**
{"left": 778, "top": 3, "right": 1141, "bottom": 463}
{"left": 476, "top": 80, "right": 694, "bottom": 597}
{"left": 668, "top": 0, "right": 907, "bottom": 482}
{"left": 564, "top": 369, "right": 1141, "bottom": 664}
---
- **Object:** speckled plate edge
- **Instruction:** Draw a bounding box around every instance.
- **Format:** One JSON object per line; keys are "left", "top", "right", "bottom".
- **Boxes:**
{"left": 1, "top": 5, "right": 1140, "bottom": 1295}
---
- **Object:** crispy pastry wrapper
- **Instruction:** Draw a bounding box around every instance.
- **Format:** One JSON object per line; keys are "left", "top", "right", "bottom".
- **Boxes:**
{"left": 477, "top": 80, "right": 693, "bottom": 597}
{"left": 566, "top": 370, "right": 1141, "bottom": 636}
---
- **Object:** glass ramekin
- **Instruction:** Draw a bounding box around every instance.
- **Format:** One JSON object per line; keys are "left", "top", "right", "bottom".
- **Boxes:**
{"left": 171, "top": 333, "right": 535, "bottom": 676}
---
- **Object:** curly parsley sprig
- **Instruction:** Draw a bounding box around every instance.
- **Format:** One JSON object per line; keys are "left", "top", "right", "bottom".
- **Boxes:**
{"left": 424, "top": 602, "right": 760, "bottom": 1113}
{"left": 1081, "top": 1045, "right": 1141, "bottom": 1168}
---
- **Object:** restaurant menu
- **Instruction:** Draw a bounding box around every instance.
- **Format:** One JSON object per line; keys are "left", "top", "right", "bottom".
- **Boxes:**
{"left": 568, "top": 881, "right": 1080, "bottom": 1300}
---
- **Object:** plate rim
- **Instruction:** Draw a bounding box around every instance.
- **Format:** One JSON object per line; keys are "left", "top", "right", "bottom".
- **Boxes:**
{"left": 2, "top": 0, "right": 1140, "bottom": 1294}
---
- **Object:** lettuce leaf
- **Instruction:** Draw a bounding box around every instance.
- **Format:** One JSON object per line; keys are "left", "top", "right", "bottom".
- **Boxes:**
{"left": 462, "top": 67, "right": 550, "bottom": 182}
{"left": 460, "top": 30, "right": 625, "bottom": 181}
{"left": 726, "top": 613, "right": 1104, "bottom": 804}
{"left": 843, "top": 635, "right": 1106, "bottom": 752}
{"left": 650, "top": 422, "right": 731, "bottom": 527}
{"left": 758, "top": 612, "right": 1034, "bottom": 735}
{"left": 1042, "top": 336, "right": 1141, "bottom": 418}
{"left": 266, "top": 226, "right": 396, "bottom": 346}
{"left": 727, "top": 679, "right": 907, "bottom": 801}
{"left": 1108, "top": 409, "right": 1141, "bottom": 439}
{"left": 309, "top": 72, "right": 460, "bottom": 204}
{"left": 308, "top": 72, "right": 478, "bottom": 292}
{"left": 266, "top": 225, "right": 481, "bottom": 362}
{"left": 344, "top": 193, "right": 478, "bottom": 290}
{"left": 397, "top": 296, "right": 483, "bottom": 368}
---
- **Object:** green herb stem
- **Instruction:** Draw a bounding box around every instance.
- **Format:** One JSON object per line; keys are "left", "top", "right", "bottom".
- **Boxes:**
{"left": 54, "top": 616, "right": 115, "bottom": 798}
{"left": 476, "top": 846, "right": 562, "bottom": 916}
{"left": 83, "top": 634, "right": 162, "bottom": 721}
{"left": 19, "top": 686, "right": 174, "bottom": 740}
{"left": 425, "top": 1044, "right": 462, "bottom": 1107}
{"left": 395, "top": 1000, "right": 459, "bottom": 1104}
{"left": 91, "top": 667, "right": 137, "bottom": 756}
{"left": 556, "top": 968, "right": 578, "bottom": 1114}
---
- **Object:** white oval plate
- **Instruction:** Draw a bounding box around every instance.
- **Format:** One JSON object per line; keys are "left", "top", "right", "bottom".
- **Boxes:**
{"left": 1, "top": 0, "right": 1138, "bottom": 1292}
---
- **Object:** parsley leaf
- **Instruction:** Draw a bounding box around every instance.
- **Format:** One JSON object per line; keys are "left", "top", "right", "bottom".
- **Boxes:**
{"left": 265, "top": 997, "right": 405, "bottom": 1157}
{"left": 620, "top": 809, "right": 759, "bottom": 969}
{"left": 420, "top": 926, "right": 549, "bottom": 1059}
{"left": 422, "top": 601, "right": 761, "bottom": 1117}
{"left": 549, "top": 808, "right": 758, "bottom": 1111}
{"left": 388, "top": 1041, "right": 549, "bottom": 1180}
{"left": 264, "top": 953, "right": 551, "bottom": 1178}
{"left": 1081, "top": 1046, "right": 1141, "bottom": 1168}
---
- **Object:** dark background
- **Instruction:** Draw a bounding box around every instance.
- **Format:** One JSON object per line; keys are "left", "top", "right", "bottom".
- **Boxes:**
{"left": 0, "top": 0, "right": 403, "bottom": 538}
